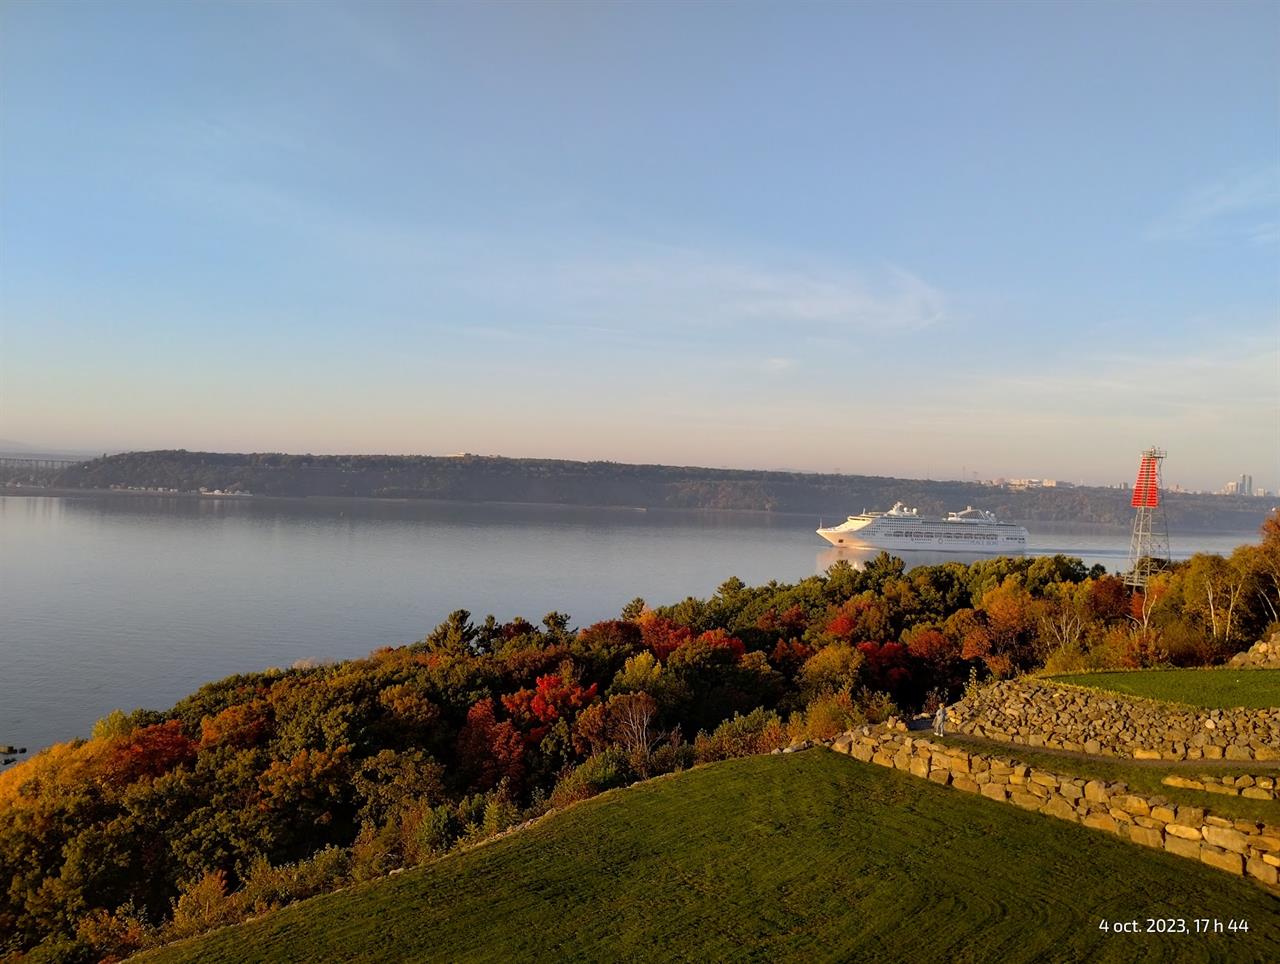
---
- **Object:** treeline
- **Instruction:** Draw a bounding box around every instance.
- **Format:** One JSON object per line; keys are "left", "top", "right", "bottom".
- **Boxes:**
{"left": 2, "top": 516, "right": 1277, "bottom": 959}
{"left": 21, "top": 449, "right": 1273, "bottom": 530}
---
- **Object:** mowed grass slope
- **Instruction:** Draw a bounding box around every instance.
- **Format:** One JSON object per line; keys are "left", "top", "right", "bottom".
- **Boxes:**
{"left": 1050, "top": 669, "right": 1280, "bottom": 709}
{"left": 146, "top": 753, "right": 1279, "bottom": 964}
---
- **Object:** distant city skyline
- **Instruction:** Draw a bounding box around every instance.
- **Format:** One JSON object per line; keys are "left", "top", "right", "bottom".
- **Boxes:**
{"left": 2, "top": 1, "right": 1277, "bottom": 491}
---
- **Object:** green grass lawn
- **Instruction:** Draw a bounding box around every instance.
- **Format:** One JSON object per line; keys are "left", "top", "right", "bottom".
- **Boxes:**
{"left": 1050, "top": 669, "right": 1280, "bottom": 709}
{"left": 144, "top": 752, "right": 1279, "bottom": 964}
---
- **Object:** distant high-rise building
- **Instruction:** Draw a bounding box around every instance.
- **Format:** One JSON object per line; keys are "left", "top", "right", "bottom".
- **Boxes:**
{"left": 1220, "top": 477, "right": 1257, "bottom": 497}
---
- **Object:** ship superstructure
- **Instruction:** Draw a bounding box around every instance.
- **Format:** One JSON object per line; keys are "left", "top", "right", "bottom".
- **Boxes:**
{"left": 816, "top": 502, "right": 1028, "bottom": 553}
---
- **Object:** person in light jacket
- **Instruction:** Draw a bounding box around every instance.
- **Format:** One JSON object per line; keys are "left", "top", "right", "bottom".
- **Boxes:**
{"left": 933, "top": 704, "right": 947, "bottom": 737}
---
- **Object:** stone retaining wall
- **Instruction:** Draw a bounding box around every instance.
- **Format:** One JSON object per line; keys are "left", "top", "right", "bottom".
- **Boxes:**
{"left": 1164, "top": 773, "right": 1279, "bottom": 801}
{"left": 948, "top": 678, "right": 1280, "bottom": 762}
{"left": 831, "top": 724, "right": 1280, "bottom": 891}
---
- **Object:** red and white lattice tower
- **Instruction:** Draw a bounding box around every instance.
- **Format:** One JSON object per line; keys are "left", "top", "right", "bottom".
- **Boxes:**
{"left": 1125, "top": 447, "right": 1170, "bottom": 588}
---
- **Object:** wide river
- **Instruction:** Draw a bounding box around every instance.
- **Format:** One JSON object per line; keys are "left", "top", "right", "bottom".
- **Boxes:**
{"left": 0, "top": 494, "right": 1260, "bottom": 757}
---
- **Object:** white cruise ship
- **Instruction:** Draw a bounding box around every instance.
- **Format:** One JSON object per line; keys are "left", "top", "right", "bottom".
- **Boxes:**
{"left": 816, "top": 502, "right": 1028, "bottom": 553}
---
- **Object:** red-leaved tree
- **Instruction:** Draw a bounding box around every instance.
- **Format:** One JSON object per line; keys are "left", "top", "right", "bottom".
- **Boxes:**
{"left": 634, "top": 613, "right": 693, "bottom": 661}
{"left": 100, "top": 721, "right": 197, "bottom": 786}
{"left": 457, "top": 698, "right": 527, "bottom": 791}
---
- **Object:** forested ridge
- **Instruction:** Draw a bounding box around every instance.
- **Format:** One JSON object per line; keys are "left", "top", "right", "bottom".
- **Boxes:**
{"left": 19, "top": 449, "right": 1272, "bottom": 530}
{"left": 2, "top": 515, "right": 1278, "bottom": 960}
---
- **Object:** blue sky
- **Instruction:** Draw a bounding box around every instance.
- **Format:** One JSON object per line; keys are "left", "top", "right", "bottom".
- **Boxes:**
{"left": 1, "top": 0, "right": 1276, "bottom": 490}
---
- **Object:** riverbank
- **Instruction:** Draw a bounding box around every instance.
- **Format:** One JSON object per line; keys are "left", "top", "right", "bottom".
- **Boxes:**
{"left": 1, "top": 485, "right": 741, "bottom": 518}
{"left": 14, "top": 449, "right": 1273, "bottom": 530}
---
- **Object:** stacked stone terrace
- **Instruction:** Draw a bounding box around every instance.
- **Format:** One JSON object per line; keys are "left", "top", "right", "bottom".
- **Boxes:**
{"left": 947, "top": 678, "right": 1280, "bottom": 762}
{"left": 831, "top": 725, "right": 1280, "bottom": 891}
{"left": 1163, "top": 772, "right": 1279, "bottom": 801}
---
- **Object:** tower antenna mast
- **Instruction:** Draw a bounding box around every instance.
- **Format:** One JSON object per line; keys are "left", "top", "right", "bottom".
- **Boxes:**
{"left": 1124, "top": 446, "right": 1170, "bottom": 588}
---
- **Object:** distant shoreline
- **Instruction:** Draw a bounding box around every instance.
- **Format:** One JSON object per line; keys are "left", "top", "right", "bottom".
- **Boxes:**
{"left": 4, "top": 451, "right": 1273, "bottom": 533}
{"left": 0, "top": 485, "right": 802, "bottom": 520}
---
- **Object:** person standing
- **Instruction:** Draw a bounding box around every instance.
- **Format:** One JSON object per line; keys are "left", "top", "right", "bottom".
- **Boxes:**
{"left": 933, "top": 704, "right": 947, "bottom": 737}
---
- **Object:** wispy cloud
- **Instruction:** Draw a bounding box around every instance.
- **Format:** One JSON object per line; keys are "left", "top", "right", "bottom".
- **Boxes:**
{"left": 914, "top": 334, "right": 1279, "bottom": 433}
{"left": 547, "top": 250, "right": 947, "bottom": 332}
{"left": 160, "top": 170, "right": 949, "bottom": 337}
{"left": 855, "top": 333, "right": 1280, "bottom": 486}
{"left": 1247, "top": 221, "right": 1280, "bottom": 245}
{"left": 1146, "top": 167, "right": 1280, "bottom": 243}
{"left": 715, "top": 355, "right": 800, "bottom": 376}
{"left": 761, "top": 356, "right": 798, "bottom": 372}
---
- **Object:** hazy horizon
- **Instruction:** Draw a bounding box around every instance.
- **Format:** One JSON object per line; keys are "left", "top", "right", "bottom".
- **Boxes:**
{"left": 2, "top": 1, "right": 1277, "bottom": 491}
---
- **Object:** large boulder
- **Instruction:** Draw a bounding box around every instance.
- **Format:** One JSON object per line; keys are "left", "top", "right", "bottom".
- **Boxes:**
{"left": 1228, "top": 632, "right": 1280, "bottom": 668}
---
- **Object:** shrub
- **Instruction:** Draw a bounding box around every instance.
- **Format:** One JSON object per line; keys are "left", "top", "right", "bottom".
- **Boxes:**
{"left": 921, "top": 687, "right": 947, "bottom": 715}
{"left": 692, "top": 709, "right": 787, "bottom": 764}
{"left": 166, "top": 870, "right": 241, "bottom": 941}
{"left": 479, "top": 797, "right": 520, "bottom": 838}
{"left": 414, "top": 803, "right": 461, "bottom": 858}
{"left": 76, "top": 901, "right": 155, "bottom": 962}
{"left": 550, "top": 748, "right": 633, "bottom": 808}
{"left": 1159, "top": 622, "right": 1221, "bottom": 667}
{"left": 788, "top": 691, "right": 863, "bottom": 742}
{"left": 1087, "top": 625, "right": 1169, "bottom": 669}
{"left": 647, "top": 737, "right": 695, "bottom": 777}
{"left": 854, "top": 689, "right": 899, "bottom": 724}
{"left": 1042, "top": 643, "right": 1090, "bottom": 675}
{"left": 21, "top": 937, "right": 98, "bottom": 963}
{"left": 238, "top": 847, "right": 350, "bottom": 915}
{"left": 350, "top": 822, "right": 404, "bottom": 882}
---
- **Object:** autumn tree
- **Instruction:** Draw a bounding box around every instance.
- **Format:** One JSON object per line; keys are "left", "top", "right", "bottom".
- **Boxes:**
{"left": 634, "top": 612, "right": 693, "bottom": 661}
{"left": 257, "top": 747, "right": 353, "bottom": 851}
{"left": 821, "top": 594, "right": 891, "bottom": 643}
{"left": 1086, "top": 575, "right": 1130, "bottom": 623}
{"left": 797, "top": 643, "right": 863, "bottom": 701}
{"left": 456, "top": 699, "right": 526, "bottom": 793}
{"left": 1182, "top": 553, "right": 1249, "bottom": 651}
{"left": 606, "top": 692, "right": 661, "bottom": 763}
{"left": 979, "top": 578, "right": 1040, "bottom": 674}
{"left": 100, "top": 721, "right": 197, "bottom": 786}
{"left": 573, "top": 620, "right": 643, "bottom": 680}
{"left": 200, "top": 701, "right": 271, "bottom": 750}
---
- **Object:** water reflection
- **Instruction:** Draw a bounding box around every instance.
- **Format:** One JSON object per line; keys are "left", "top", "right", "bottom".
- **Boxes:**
{"left": 813, "top": 521, "right": 1253, "bottom": 575}
{"left": 816, "top": 546, "right": 1025, "bottom": 572}
{"left": 1, "top": 494, "right": 1259, "bottom": 757}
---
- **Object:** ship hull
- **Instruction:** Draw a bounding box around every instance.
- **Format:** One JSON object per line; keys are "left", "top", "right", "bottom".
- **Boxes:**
{"left": 815, "top": 529, "right": 1026, "bottom": 553}
{"left": 816, "top": 502, "right": 1029, "bottom": 554}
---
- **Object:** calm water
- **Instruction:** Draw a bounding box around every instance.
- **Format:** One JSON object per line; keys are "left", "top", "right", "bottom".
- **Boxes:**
{"left": 0, "top": 495, "right": 1259, "bottom": 756}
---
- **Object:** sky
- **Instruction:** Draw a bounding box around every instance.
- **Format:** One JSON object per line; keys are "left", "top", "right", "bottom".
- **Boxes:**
{"left": 1, "top": 0, "right": 1277, "bottom": 491}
